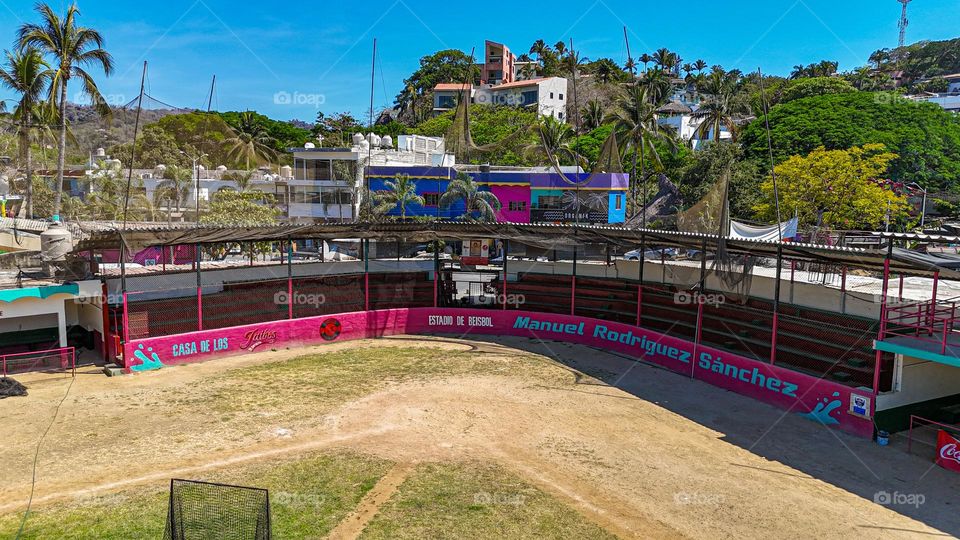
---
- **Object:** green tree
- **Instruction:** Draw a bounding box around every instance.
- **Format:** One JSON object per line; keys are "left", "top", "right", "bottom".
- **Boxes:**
{"left": 581, "top": 99, "right": 605, "bottom": 131}
{"left": 755, "top": 144, "right": 908, "bottom": 230}
{"left": 0, "top": 46, "right": 53, "bottom": 218}
{"left": 525, "top": 115, "right": 580, "bottom": 167}
{"left": 200, "top": 190, "right": 280, "bottom": 226}
{"left": 374, "top": 173, "right": 424, "bottom": 220}
{"left": 219, "top": 110, "right": 310, "bottom": 151}
{"left": 19, "top": 2, "right": 114, "bottom": 221}
{"left": 740, "top": 91, "right": 960, "bottom": 188}
{"left": 394, "top": 49, "right": 478, "bottom": 112}
{"left": 224, "top": 111, "right": 279, "bottom": 169}
{"left": 415, "top": 105, "right": 538, "bottom": 165}
{"left": 613, "top": 85, "right": 676, "bottom": 221}
{"left": 691, "top": 67, "right": 749, "bottom": 142}
{"left": 677, "top": 142, "right": 762, "bottom": 220}
{"left": 781, "top": 77, "right": 855, "bottom": 103}
{"left": 440, "top": 172, "right": 501, "bottom": 221}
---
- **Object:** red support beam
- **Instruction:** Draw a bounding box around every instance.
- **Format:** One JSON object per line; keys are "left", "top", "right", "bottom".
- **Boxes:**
{"left": 873, "top": 256, "right": 892, "bottom": 395}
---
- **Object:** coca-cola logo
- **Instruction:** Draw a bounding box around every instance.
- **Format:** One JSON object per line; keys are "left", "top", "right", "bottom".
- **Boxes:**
{"left": 241, "top": 328, "right": 278, "bottom": 351}
{"left": 940, "top": 443, "right": 960, "bottom": 464}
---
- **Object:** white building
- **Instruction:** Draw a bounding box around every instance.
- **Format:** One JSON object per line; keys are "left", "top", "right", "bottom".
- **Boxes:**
{"left": 433, "top": 77, "right": 568, "bottom": 121}
{"left": 656, "top": 102, "right": 731, "bottom": 150}
{"left": 287, "top": 134, "right": 454, "bottom": 223}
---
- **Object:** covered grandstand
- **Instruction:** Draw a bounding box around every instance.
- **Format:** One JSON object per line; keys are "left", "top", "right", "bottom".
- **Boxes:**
{"left": 66, "top": 222, "right": 960, "bottom": 439}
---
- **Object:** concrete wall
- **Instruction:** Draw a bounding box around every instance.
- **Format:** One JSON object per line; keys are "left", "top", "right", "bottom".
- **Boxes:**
{"left": 877, "top": 354, "right": 960, "bottom": 410}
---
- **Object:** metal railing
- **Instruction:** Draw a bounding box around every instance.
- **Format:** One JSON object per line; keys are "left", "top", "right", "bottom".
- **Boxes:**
{"left": 907, "top": 414, "right": 960, "bottom": 456}
{"left": 885, "top": 298, "right": 960, "bottom": 355}
{"left": 1, "top": 346, "right": 76, "bottom": 377}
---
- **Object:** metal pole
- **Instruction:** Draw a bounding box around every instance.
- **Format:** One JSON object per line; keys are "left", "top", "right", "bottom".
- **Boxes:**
{"left": 287, "top": 240, "right": 294, "bottom": 319}
{"left": 196, "top": 243, "right": 203, "bottom": 331}
{"left": 770, "top": 244, "right": 783, "bottom": 364}
{"left": 364, "top": 239, "right": 370, "bottom": 311}
{"left": 571, "top": 245, "right": 577, "bottom": 316}
{"left": 637, "top": 231, "right": 645, "bottom": 326}
{"left": 840, "top": 265, "right": 847, "bottom": 314}
{"left": 502, "top": 239, "right": 508, "bottom": 310}
{"left": 433, "top": 242, "right": 439, "bottom": 308}
{"left": 873, "top": 242, "right": 894, "bottom": 396}
{"left": 692, "top": 238, "right": 708, "bottom": 379}
{"left": 120, "top": 236, "right": 128, "bottom": 345}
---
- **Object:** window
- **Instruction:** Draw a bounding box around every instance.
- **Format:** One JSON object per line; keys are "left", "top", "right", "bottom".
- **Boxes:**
{"left": 521, "top": 90, "right": 538, "bottom": 105}
{"left": 437, "top": 95, "right": 456, "bottom": 109}
{"left": 615, "top": 194, "right": 622, "bottom": 210}
{"left": 550, "top": 92, "right": 554, "bottom": 99}
{"left": 537, "top": 195, "right": 562, "bottom": 209}
{"left": 508, "top": 201, "right": 527, "bottom": 212}
{"left": 558, "top": 111, "right": 564, "bottom": 120}
{"left": 423, "top": 193, "right": 439, "bottom": 207}
{"left": 559, "top": 93, "right": 564, "bottom": 100}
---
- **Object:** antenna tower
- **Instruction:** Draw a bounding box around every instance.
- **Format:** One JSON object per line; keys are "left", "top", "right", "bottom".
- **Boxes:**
{"left": 898, "top": 0, "right": 912, "bottom": 48}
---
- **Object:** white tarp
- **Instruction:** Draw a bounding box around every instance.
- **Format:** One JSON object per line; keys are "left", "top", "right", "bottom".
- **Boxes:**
{"left": 729, "top": 217, "right": 799, "bottom": 242}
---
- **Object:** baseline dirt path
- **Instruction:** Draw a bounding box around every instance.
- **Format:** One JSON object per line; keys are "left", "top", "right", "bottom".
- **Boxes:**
{"left": 1, "top": 337, "right": 955, "bottom": 539}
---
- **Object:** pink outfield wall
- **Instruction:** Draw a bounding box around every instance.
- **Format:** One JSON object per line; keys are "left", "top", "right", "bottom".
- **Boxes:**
{"left": 123, "top": 308, "right": 876, "bottom": 438}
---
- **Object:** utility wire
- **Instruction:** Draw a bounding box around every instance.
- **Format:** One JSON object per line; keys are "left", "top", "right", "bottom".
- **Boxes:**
{"left": 14, "top": 373, "right": 77, "bottom": 539}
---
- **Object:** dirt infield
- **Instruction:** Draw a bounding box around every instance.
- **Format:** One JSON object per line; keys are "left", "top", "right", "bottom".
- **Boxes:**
{"left": 1, "top": 336, "right": 957, "bottom": 538}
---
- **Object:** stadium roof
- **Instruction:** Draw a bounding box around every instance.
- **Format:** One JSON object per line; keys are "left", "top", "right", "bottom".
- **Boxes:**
{"left": 71, "top": 221, "right": 960, "bottom": 278}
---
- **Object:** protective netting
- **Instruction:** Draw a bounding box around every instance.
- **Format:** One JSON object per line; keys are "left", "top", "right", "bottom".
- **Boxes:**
{"left": 444, "top": 88, "right": 535, "bottom": 161}
{"left": 0, "top": 377, "right": 27, "bottom": 399}
{"left": 677, "top": 169, "right": 729, "bottom": 236}
{"left": 674, "top": 169, "right": 756, "bottom": 300}
{"left": 368, "top": 271, "right": 434, "bottom": 310}
{"left": 0, "top": 349, "right": 75, "bottom": 376}
{"left": 164, "top": 479, "right": 270, "bottom": 540}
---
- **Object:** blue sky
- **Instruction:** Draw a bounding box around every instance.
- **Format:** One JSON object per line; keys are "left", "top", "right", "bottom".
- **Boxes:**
{"left": 0, "top": 0, "right": 958, "bottom": 123}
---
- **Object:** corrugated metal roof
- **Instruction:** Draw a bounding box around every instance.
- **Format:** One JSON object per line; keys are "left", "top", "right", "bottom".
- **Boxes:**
{"left": 68, "top": 221, "right": 960, "bottom": 278}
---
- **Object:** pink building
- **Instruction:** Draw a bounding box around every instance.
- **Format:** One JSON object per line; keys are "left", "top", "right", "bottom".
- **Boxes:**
{"left": 483, "top": 40, "right": 515, "bottom": 85}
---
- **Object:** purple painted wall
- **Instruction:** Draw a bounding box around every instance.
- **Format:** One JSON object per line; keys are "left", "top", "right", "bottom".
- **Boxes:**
{"left": 489, "top": 185, "right": 531, "bottom": 223}
{"left": 123, "top": 307, "right": 875, "bottom": 438}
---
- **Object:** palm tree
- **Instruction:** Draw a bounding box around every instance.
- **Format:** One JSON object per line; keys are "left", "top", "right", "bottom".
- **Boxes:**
{"left": 440, "top": 172, "right": 501, "bottom": 221}
{"left": 581, "top": 100, "right": 604, "bottom": 131}
{"left": 639, "top": 69, "right": 672, "bottom": 106}
{"left": 0, "top": 47, "right": 53, "bottom": 218}
{"left": 691, "top": 68, "right": 749, "bottom": 142}
{"left": 525, "top": 115, "right": 581, "bottom": 167}
{"left": 613, "top": 85, "right": 676, "bottom": 225}
{"left": 554, "top": 41, "right": 567, "bottom": 57}
{"left": 693, "top": 59, "right": 708, "bottom": 75}
{"left": 224, "top": 111, "right": 279, "bottom": 169}
{"left": 639, "top": 53, "right": 652, "bottom": 73}
{"left": 790, "top": 64, "right": 808, "bottom": 79}
{"left": 682, "top": 63, "right": 694, "bottom": 79}
{"left": 624, "top": 58, "right": 636, "bottom": 77}
{"left": 153, "top": 166, "right": 192, "bottom": 220}
{"left": 375, "top": 173, "right": 424, "bottom": 220}
{"left": 529, "top": 39, "right": 549, "bottom": 61}
{"left": 652, "top": 48, "right": 677, "bottom": 73}
{"left": 19, "top": 2, "right": 114, "bottom": 221}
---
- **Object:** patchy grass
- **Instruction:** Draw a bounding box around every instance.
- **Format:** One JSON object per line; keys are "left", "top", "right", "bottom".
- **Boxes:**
{"left": 361, "top": 462, "right": 617, "bottom": 540}
{"left": 177, "top": 345, "right": 569, "bottom": 417}
{"left": 0, "top": 451, "right": 391, "bottom": 540}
